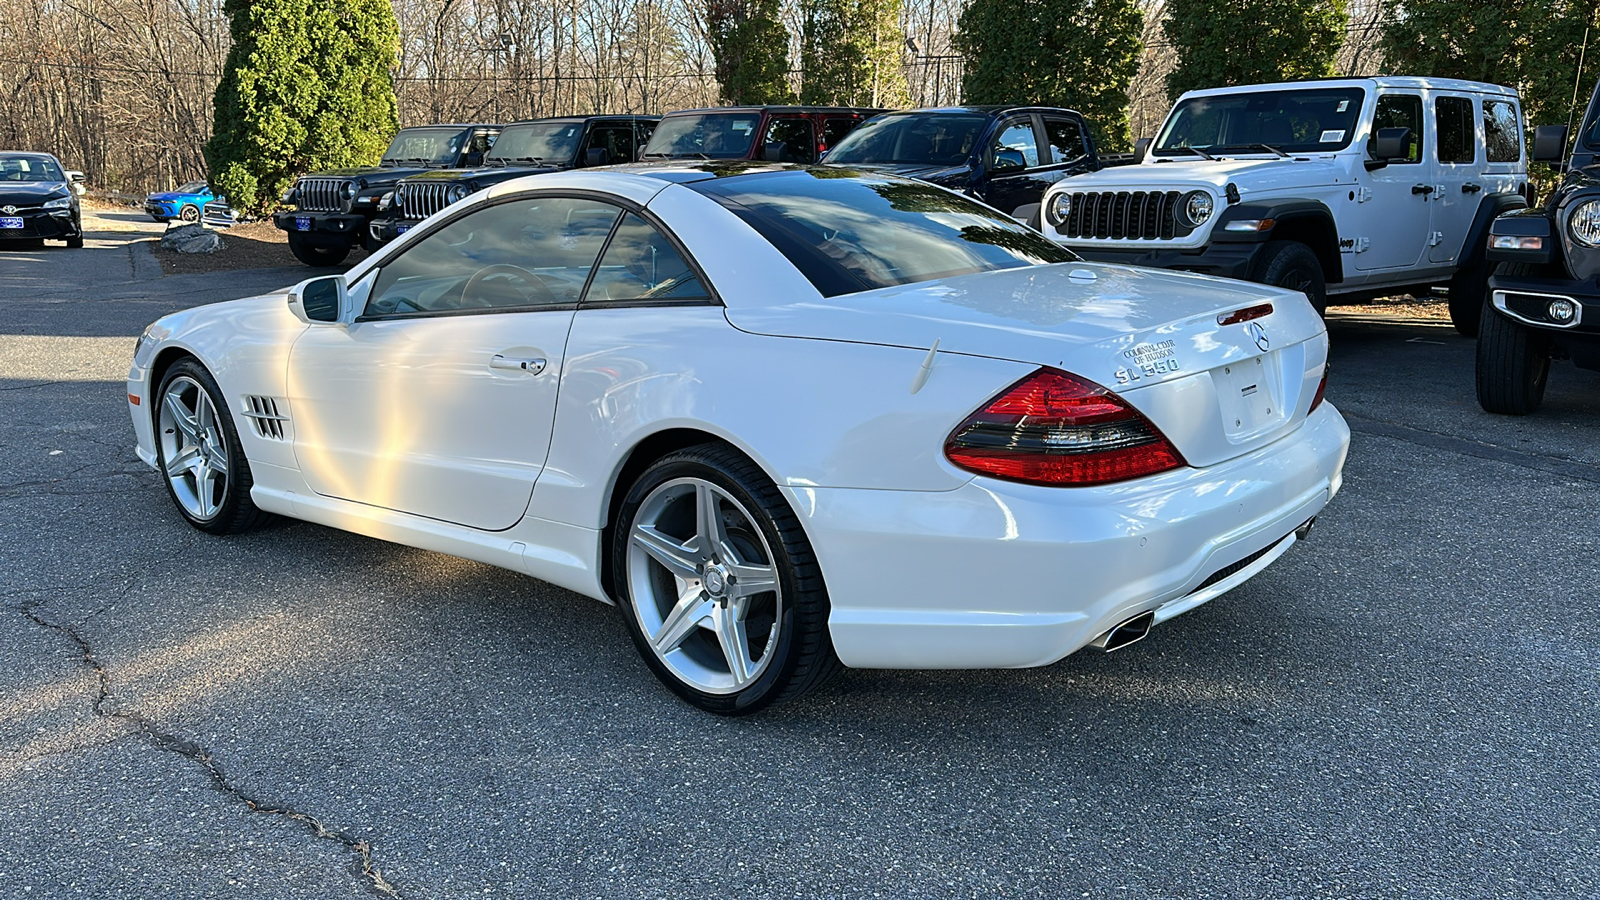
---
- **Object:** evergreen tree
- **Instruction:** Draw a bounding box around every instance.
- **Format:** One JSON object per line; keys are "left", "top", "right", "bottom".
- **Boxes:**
{"left": 1381, "top": 0, "right": 1600, "bottom": 129}
{"left": 706, "top": 0, "right": 796, "bottom": 105}
{"left": 800, "top": 0, "right": 910, "bottom": 107}
{"left": 956, "top": 0, "right": 1143, "bottom": 150}
{"left": 205, "top": 0, "right": 399, "bottom": 214}
{"left": 1163, "top": 0, "right": 1346, "bottom": 101}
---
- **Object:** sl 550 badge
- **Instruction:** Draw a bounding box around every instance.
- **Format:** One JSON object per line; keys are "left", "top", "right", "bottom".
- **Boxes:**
{"left": 1114, "top": 339, "right": 1181, "bottom": 385}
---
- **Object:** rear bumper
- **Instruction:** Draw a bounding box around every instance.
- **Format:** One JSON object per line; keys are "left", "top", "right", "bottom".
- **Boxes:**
{"left": 0, "top": 209, "right": 79, "bottom": 240}
{"left": 1065, "top": 241, "right": 1263, "bottom": 280}
{"left": 795, "top": 404, "right": 1350, "bottom": 669}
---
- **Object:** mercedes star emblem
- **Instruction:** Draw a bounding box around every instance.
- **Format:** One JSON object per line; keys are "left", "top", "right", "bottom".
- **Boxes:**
{"left": 1246, "top": 321, "right": 1271, "bottom": 353}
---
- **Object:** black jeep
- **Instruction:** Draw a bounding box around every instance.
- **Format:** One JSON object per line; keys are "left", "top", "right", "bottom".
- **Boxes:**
{"left": 1480, "top": 80, "right": 1600, "bottom": 414}
{"left": 273, "top": 123, "right": 500, "bottom": 266}
{"left": 367, "top": 115, "right": 657, "bottom": 249}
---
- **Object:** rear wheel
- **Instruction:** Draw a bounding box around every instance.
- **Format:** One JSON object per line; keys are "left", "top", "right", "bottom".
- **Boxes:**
{"left": 612, "top": 444, "right": 840, "bottom": 714}
{"left": 287, "top": 231, "right": 351, "bottom": 267}
{"left": 1254, "top": 240, "right": 1327, "bottom": 315}
{"left": 155, "top": 359, "right": 269, "bottom": 534}
{"left": 1476, "top": 266, "right": 1550, "bottom": 415}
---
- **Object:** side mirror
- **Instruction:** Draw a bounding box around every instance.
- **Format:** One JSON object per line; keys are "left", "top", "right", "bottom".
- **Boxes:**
{"left": 287, "top": 275, "right": 349, "bottom": 325}
{"left": 462, "top": 151, "right": 484, "bottom": 167}
{"left": 1533, "top": 124, "right": 1568, "bottom": 164}
{"left": 1374, "top": 126, "right": 1411, "bottom": 162}
{"left": 585, "top": 147, "right": 609, "bottom": 167}
{"left": 992, "top": 148, "right": 1027, "bottom": 171}
{"left": 1133, "top": 137, "right": 1152, "bottom": 162}
{"left": 762, "top": 142, "right": 790, "bottom": 163}
{"left": 65, "top": 170, "right": 87, "bottom": 195}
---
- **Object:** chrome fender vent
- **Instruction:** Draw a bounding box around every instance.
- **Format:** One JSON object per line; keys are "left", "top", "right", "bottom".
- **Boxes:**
{"left": 242, "top": 395, "right": 289, "bottom": 440}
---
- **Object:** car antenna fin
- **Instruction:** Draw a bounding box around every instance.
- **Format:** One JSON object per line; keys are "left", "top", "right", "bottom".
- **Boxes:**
{"left": 909, "top": 338, "right": 940, "bottom": 395}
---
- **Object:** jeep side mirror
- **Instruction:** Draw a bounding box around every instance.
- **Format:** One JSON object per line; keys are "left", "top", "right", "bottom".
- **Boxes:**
{"left": 585, "top": 147, "right": 609, "bottom": 167}
{"left": 288, "top": 275, "right": 349, "bottom": 325}
{"left": 1374, "top": 127, "right": 1411, "bottom": 162}
{"left": 1133, "top": 138, "right": 1152, "bottom": 162}
{"left": 462, "top": 151, "right": 484, "bottom": 167}
{"left": 762, "top": 142, "right": 790, "bottom": 163}
{"left": 1533, "top": 125, "right": 1568, "bottom": 164}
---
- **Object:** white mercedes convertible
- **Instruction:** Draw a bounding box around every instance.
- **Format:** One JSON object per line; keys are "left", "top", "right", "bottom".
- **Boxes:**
{"left": 128, "top": 165, "right": 1349, "bottom": 714}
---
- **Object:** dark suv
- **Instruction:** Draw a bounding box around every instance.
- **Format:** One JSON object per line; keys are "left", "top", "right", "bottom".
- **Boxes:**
{"left": 273, "top": 123, "right": 500, "bottom": 266}
{"left": 640, "top": 106, "right": 881, "bottom": 164}
{"left": 820, "top": 105, "right": 1113, "bottom": 227}
{"left": 1479, "top": 77, "right": 1600, "bottom": 414}
{"left": 367, "top": 115, "right": 657, "bottom": 248}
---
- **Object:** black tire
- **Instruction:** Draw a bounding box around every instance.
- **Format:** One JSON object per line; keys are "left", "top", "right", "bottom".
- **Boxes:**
{"left": 1447, "top": 257, "right": 1489, "bottom": 337}
{"left": 1475, "top": 268, "right": 1550, "bottom": 415}
{"left": 611, "top": 443, "right": 841, "bottom": 714}
{"left": 287, "top": 230, "right": 351, "bottom": 267}
{"left": 154, "top": 358, "right": 270, "bottom": 534}
{"left": 179, "top": 204, "right": 201, "bottom": 223}
{"left": 65, "top": 224, "right": 83, "bottom": 249}
{"left": 1254, "top": 240, "right": 1327, "bottom": 315}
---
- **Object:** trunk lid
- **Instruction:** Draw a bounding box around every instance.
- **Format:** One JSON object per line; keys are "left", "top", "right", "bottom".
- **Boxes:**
{"left": 724, "top": 263, "right": 1329, "bottom": 467}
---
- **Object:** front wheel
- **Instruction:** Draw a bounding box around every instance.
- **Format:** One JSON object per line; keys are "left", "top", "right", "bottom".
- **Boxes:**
{"left": 179, "top": 204, "right": 201, "bottom": 223}
{"left": 1254, "top": 240, "right": 1327, "bottom": 315}
{"left": 155, "top": 359, "right": 268, "bottom": 534}
{"left": 286, "top": 230, "right": 351, "bottom": 267}
{"left": 1475, "top": 282, "right": 1551, "bottom": 415}
{"left": 612, "top": 444, "right": 840, "bottom": 714}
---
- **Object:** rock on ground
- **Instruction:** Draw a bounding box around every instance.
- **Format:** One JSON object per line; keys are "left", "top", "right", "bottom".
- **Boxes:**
{"left": 159, "top": 224, "right": 223, "bottom": 254}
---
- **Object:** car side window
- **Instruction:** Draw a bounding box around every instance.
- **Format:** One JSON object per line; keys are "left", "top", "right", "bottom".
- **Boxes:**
{"left": 1436, "top": 97, "right": 1475, "bottom": 164}
{"left": 364, "top": 197, "right": 621, "bottom": 317}
{"left": 1043, "top": 117, "right": 1088, "bottom": 165}
{"left": 823, "top": 117, "right": 857, "bottom": 151}
{"left": 1483, "top": 100, "right": 1522, "bottom": 163}
{"left": 586, "top": 126, "right": 634, "bottom": 164}
{"left": 765, "top": 118, "right": 816, "bottom": 163}
{"left": 991, "top": 119, "right": 1040, "bottom": 170}
{"left": 1369, "top": 94, "right": 1424, "bottom": 163}
{"left": 585, "top": 213, "right": 711, "bottom": 304}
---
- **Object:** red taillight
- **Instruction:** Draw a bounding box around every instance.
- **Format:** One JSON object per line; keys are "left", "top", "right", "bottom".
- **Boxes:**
{"left": 1309, "top": 366, "right": 1329, "bottom": 412}
{"left": 944, "top": 368, "right": 1186, "bottom": 486}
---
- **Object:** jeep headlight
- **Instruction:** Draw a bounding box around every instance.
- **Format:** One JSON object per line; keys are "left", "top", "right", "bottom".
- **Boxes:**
{"left": 1046, "top": 192, "right": 1072, "bottom": 227}
{"left": 340, "top": 181, "right": 358, "bottom": 201}
{"left": 42, "top": 196, "right": 72, "bottom": 209}
{"left": 1179, "top": 190, "right": 1214, "bottom": 228}
{"left": 447, "top": 184, "right": 471, "bottom": 203}
{"left": 1569, "top": 199, "right": 1600, "bottom": 248}
{"left": 281, "top": 185, "right": 298, "bottom": 203}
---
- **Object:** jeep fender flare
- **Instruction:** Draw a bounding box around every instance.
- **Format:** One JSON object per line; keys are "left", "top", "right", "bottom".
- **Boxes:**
{"left": 1461, "top": 191, "right": 1530, "bottom": 266}
{"left": 1212, "top": 199, "right": 1344, "bottom": 284}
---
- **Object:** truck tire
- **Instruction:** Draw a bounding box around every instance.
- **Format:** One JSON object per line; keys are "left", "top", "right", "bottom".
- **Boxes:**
{"left": 1254, "top": 240, "right": 1327, "bottom": 315}
{"left": 1475, "top": 265, "right": 1550, "bottom": 415}
{"left": 287, "top": 231, "right": 351, "bottom": 267}
{"left": 1447, "top": 257, "right": 1488, "bottom": 337}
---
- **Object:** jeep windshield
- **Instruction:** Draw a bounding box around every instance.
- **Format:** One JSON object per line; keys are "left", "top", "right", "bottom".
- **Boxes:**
{"left": 823, "top": 113, "right": 987, "bottom": 166}
{"left": 1154, "top": 87, "right": 1366, "bottom": 156}
{"left": 641, "top": 113, "right": 760, "bottom": 160}
{"left": 487, "top": 122, "right": 583, "bottom": 165}
{"left": 380, "top": 128, "right": 468, "bottom": 166}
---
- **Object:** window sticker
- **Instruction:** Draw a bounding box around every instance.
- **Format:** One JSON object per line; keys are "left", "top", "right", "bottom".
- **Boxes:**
{"left": 1336, "top": 100, "right": 1350, "bottom": 112}
{"left": 1319, "top": 129, "right": 1346, "bottom": 143}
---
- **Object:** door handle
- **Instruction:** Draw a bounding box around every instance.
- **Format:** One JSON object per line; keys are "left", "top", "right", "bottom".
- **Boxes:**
{"left": 1462, "top": 182, "right": 1482, "bottom": 193}
{"left": 1411, "top": 184, "right": 1435, "bottom": 196}
{"left": 490, "top": 354, "right": 546, "bottom": 375}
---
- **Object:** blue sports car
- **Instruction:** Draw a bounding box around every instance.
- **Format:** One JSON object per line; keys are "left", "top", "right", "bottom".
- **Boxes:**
{"left": 144, "top": 181, "right": 214, "bottom": 223}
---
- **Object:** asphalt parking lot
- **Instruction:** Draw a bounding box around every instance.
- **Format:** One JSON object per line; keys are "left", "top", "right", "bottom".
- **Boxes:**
{"left": 1, "top": 221, "right": 1596, "bottom": 899}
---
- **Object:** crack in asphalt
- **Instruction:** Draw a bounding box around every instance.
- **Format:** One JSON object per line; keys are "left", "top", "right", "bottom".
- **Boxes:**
{"left": 1343, "top": 411, "right": 1600, "bottom": 486}
{"left": 15, "top": 598, "right": 402, "bottom": 898}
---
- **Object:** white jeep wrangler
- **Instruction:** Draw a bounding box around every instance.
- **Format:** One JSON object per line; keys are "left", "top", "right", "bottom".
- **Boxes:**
{"left": 1040, "top": 77, "right": 1530, "bottom": 334}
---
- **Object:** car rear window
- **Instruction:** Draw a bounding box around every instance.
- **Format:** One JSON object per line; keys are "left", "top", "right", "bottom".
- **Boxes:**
{"left": 690, "top": 170, "right": 1076, "bottom": 297}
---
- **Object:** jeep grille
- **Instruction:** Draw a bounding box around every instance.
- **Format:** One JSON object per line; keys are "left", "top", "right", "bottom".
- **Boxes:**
{"left": 398, "top": 182, "right": 454, "bottom": 220}
{"left": 1055, "top": 190, "right": 1183, "bottom": 240}
{"left": 295, "top": 177, "right": 348, "bottom": 213}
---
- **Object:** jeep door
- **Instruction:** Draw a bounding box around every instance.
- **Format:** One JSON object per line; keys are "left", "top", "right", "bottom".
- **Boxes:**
{"left": 1355, "top": 91, "right": 1434, "bottom": 272}
{"left": 1428, "top": 93, "right": 1482, "bottom": 265}
{"left": 981, "top": 115, "right": 1052, "bottom": 224}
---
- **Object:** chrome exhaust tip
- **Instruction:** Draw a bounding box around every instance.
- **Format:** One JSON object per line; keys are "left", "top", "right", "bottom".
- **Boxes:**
{"left": 1090, "top": 610, "right": 1155, "bottom": 652}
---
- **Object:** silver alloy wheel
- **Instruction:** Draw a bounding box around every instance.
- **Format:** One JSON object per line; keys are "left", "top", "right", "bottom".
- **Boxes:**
{"left": 180, "top": 205, "right": 200, "bottom": 223}
{"left": 627, "top": 477, "right": 783, "bottom": 694}
{"left": 158, "top": 375, "right": 230, "bottom": 521}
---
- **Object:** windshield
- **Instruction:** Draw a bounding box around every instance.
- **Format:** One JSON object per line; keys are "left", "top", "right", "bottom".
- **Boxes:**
{"left": 642, "top": 113, "right": 761, "bottom": 159}
{"left": 488, "top": 122, "right": 583, "bottom": 165}
{"left": 176, "top": 181, "right": 208, "bottom": 194}
{"left": 0, "top": 156, "right": 65, "bottom": 183}
{"left": 382, "top": 128, "right": 469, "bottom": 165}
{"left": 1155, "top": 87, "right": 1366, "bottom": 155}
{"left": 691, "top": 170, "right": 1076, "bottom": 297}
{"left": 824, "top": 113, "right": 988, "bottom": 166}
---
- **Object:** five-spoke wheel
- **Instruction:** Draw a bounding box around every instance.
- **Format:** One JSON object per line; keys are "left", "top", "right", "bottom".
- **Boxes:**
{"left": 614, "top": 445, "right": 839, "bottom": 713}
